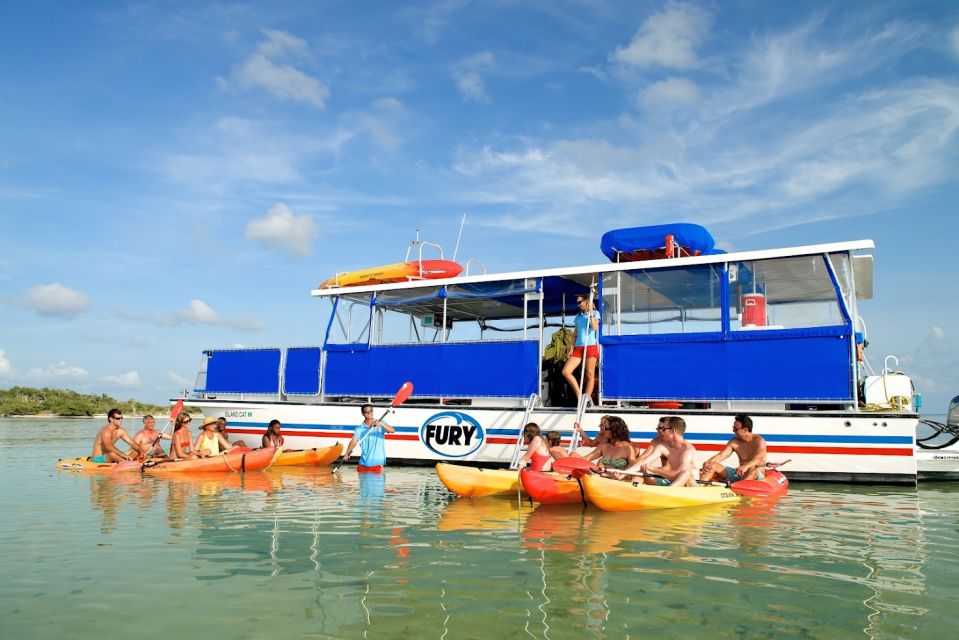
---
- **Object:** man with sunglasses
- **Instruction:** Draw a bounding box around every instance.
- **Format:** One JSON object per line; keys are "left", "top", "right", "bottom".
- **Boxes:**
{"left": 90, "top": 408, "right": 143, "bottom": 463}
{"left": 623, "top": 416, "right": 697, "bottom": 486}
{"left": 342, "top": 404, "right": 396, "bottom": 472}
{"left": 699, "top": 415, "right": 767, "bottom": 483}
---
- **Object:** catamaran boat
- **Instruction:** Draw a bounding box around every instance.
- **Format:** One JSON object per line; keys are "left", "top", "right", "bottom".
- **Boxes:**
{"left": 183, "top": 224, "right": 958, "bottom": 483}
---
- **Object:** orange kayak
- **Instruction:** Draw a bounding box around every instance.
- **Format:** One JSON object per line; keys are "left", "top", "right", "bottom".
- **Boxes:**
{"left": 320, "top": 259, "right": 463, "bottom": 289}
{"left": 272, "top": 444, "right": 342, "bottom": 466}
{"left": 143, "top": 447, "right": 279, "bottom": 474}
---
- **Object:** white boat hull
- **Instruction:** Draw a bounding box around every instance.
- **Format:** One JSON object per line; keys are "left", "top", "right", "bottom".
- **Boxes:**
{"left": 196, "top": 399, "right": 920, "bottom": 482}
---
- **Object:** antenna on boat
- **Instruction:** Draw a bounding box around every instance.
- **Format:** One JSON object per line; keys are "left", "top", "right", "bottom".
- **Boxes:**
{"left": 452, "top": 213, "right": 467, "bottom": 263}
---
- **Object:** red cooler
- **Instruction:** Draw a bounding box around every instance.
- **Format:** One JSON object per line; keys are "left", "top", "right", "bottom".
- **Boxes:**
{"left": 741, "top": 293, "right": 766, "bottom": 326}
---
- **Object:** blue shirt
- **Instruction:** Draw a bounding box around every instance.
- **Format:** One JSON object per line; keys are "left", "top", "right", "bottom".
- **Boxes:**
{"left": 575, "top": 310, "right": 599, "bottom": 346}
{"left": 353, "top": 422, "right": 387, "bottom": 467}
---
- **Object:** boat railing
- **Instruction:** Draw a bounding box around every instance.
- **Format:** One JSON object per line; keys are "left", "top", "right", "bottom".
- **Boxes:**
{"left": 509, "top": 393, "right": 539, "bottom": 470}
{"left": 566, "top": 393, "right": 593, "bottom": 453}
{"left": 404, "top": 240, "right": 445, "bottom": 271}
{"left": 465, "top": 258, "right": 486, "bottom": 276}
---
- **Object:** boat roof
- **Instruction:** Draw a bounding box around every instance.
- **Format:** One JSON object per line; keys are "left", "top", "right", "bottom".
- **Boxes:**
{"left": 311, "top": 238, "right": 874, "bottom": 298}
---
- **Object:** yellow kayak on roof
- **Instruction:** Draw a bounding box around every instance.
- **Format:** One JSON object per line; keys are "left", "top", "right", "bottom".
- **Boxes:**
{"left": 582, "top": 473, "right": 741, "bottom": 511}
{"left": 435, "top": 463, "right": 522, "bottom": 498}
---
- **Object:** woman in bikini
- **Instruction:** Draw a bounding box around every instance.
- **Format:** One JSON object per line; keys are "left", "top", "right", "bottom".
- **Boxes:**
{"left": 170, "top": 413, "right": 197, "bottom": 460}
{"left": 262, "top": 420, "right": 285, "bottom": 449}
{"left": 194, "top": 416, "right": 233, "bottom": 458}
{"left": 518, "top": 423, "right": 552, "bottom": 471}
{"left": 583, "top": 416, "right": 635, "bottom": 478}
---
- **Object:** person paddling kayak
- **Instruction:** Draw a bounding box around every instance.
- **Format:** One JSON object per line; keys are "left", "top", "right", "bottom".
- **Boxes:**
{"left": 132, "top": 414, "right": 170, "bottom": 458}
{"left": 342, "top": 404, "right": 396, "bottom": 471}
{"left": 91, "top": 408, "right": 142, "bottom": 463}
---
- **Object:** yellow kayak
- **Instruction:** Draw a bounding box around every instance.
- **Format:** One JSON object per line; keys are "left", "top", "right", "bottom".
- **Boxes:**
{"left": 272, "top": 444, "right": 342, "bottom": 466}
{"left": 435, "top": 463, "right": 522, "bottom": 498}
{"left": 582, "top": 473, "right": 741, "bottom": 511}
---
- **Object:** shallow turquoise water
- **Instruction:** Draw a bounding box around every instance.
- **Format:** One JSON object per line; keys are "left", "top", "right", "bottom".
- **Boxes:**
{"left": 2, "top": 418, "right": 958, "bottom": 639}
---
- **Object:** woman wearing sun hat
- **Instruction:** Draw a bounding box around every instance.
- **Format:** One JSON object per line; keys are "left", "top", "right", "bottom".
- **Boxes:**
{"left": 194, "top": 416, "right": 233, "bottom": 457}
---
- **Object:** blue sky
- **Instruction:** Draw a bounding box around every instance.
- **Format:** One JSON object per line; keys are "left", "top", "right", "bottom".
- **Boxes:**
{"left": 1, "top": 1, "right": 957, "bottom": 411}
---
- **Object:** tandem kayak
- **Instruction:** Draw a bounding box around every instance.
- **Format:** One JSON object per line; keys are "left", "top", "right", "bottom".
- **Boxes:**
{"left": 320, "top": 259, "right": 463, "bottom": 289}
{"left": 582, "top": 473, "right": 741, "bottom": 512}
{"left": 56, "top": 457, "right": 125, "bottom": 472}
{"left": 435, "top": 463, "right": 521, "bottom": 498}
{"left": 519, "top": 469, "right": 584, "bottom": 505}
{"left": 272, "top": 444, "right": 342, "bottom": 467}
{"left": 143, "top": 447, "right": 279, "bottom": 474}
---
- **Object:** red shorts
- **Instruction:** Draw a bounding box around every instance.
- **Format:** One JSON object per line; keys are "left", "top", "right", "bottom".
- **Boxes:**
{"left": 570, "top": 345, "right": 599, "bottom": 359}
{"left": 357, "top": 464, "right": 384, "bottom": 473}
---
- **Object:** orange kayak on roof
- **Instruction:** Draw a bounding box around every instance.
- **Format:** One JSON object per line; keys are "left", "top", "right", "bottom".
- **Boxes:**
{"left": 320, "top": 260, "right": 463, "bottom": 289}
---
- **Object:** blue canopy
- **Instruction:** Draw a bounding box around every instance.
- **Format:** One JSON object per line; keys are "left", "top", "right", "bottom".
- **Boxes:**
{"left": 600, "top": 223, "right": 721, "bottom": 262}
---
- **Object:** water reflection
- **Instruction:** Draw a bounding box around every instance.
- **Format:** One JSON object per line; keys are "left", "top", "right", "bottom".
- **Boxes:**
{"left": 67, "top": 460, "right": 951, "bottom": 638}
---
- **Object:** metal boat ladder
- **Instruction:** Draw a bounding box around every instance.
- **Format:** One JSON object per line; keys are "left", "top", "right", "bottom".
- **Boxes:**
{"left": 509, "top": 393, "right": 540, "bottom": 470}
{"left": 566, "top": 393, "right": 593, "bottom": 454}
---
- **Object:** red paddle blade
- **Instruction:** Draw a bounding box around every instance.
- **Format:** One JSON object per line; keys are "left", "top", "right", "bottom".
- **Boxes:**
{"left": 391, "top": 381, "right": 414, "bottom": 407}
{"left": 170, "top": 399, "right": 184, "bottom": 420}
{"left": 551, "top": 456, "right": 596, "bottom": 476}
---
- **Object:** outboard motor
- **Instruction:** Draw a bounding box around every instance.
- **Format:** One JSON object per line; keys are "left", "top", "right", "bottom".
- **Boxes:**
{"left": 916, "top": 395, "right": 959, "bottom": 449}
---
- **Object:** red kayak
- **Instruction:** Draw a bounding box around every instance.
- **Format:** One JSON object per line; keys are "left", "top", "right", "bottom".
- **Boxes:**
{"left": 731, "top": 469, "right": 789, "bottom": 498}
{"left": 519, "top": 469, "right": 584, "bottom": 505}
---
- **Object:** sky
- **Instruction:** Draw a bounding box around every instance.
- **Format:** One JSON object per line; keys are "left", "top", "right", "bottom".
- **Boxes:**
{"left": 1, "top": 0, "right": 957, "bottom": 411}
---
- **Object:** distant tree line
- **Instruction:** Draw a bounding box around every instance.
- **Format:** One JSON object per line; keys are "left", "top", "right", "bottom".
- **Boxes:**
{"left": 0, "top": 386, "right": 194, "bottom": 417}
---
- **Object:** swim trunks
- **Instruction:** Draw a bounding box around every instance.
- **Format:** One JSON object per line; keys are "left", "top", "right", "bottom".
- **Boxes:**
{"left": 91, "top": 454, "right": 109, "bottom": 463}
{"left": 724, "top": 466, "right": 764, "bottom": 483}
{"left": 654, "top": 477, "right": 671, "bottom": 486}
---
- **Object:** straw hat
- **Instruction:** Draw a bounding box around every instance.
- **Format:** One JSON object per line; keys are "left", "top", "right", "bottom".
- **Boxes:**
{"left": 200, "top": 415, "right": 218, "bottom": 427}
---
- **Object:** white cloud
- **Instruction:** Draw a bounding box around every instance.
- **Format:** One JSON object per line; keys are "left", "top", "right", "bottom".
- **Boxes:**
{"left": 25, "top": 361, "right": 88, "bottom": 382}
{"left": 453, "top": 51, "right": 496, "bottom": 103}
{"left": 221, "top": 29, "right": 329, "bottom": 108}
{"left": 101, "top": 371, "right": 141, "bottom": 387}
{"left": 932, "top": 326, "right": 944, "bottom": 339}
{"left": 171, "top": 300, "right": 263, "bottom": 332}
{"left": 246, "top": 202, "right": 318, "bottom": 258}
{"left": 0, "top": 349, "right": 13, "bottom": 378}
{"left": 638, "top": 77, "right": 699, "bottom": 110}
{"left": 951, "top": 25, "right": 959, "bottom": 57}
{"left": 168, "top": 371, "right": 191, "bottom": 387}
{"left": 22, "top": 283, "right": 90, "bottom": 318}
{"left": 612, "top": 2, "right": 711, "bottom": 70}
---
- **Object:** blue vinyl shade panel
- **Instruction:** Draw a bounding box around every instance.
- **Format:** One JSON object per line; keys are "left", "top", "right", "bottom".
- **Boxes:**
{"left": 201, "top": 349, "right": 281, "bottom": 394}
{"left": 324, "top": 341, "right": 539, "bottom": 398}
{"left": 284, "top": 347, "right": 322, "bottom": 394}
{"left": 601, "top": 326, "right": 853, "bottom": 400}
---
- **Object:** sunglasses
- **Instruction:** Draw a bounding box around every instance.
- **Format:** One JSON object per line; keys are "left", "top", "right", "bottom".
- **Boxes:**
{"left": 656, "top": 426, "right": 673, "bottom": 432}
{"left": 112, "top": 416, "right": 124, "bottom": 421}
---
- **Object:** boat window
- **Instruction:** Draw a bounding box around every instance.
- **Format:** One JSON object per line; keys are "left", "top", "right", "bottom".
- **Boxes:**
{"left": 602, "top": 265, "right": 723, "bottom": 336}
{"left": 729, "top": 255, "right": 845, "bottom": 330}
{"left": 325, "top": 293, "right": 373, "bottom": 345}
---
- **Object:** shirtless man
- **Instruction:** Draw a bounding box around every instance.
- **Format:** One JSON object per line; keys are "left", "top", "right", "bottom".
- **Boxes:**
{"left": 623, "top": 416, "right": 697, "bottom": 486}
{"left": 700, "top": 415, "right": 767, "bottom": 483}
{"left": 91, "top": 408, "right": 142, "bottom": 463}
{"left": 132, "top": 414, "right": 170, "bottom": 458}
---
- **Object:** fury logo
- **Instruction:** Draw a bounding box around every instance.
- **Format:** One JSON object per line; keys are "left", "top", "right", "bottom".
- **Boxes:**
{"left": 420, "top": 411, "right": 484, "bottom": 458}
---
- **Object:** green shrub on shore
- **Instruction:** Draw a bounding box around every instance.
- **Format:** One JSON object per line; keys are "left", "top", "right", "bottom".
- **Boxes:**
{"left": 0, "top": 386, "right": 193, "bottom": 417}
